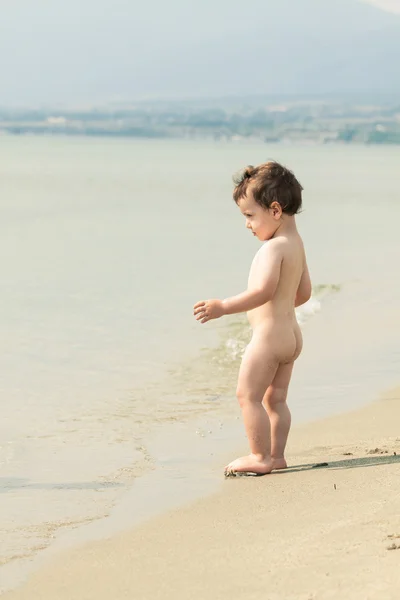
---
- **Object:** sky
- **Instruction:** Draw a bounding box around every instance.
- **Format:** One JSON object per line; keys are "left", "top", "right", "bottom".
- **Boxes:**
{"left": 0, "top": 0, "right": 399, "bottom": 107}
{"left": 365, "top": 0, "right": 400, "bottom": 11}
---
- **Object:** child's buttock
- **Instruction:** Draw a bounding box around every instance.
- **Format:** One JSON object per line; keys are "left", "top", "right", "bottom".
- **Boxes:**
{"left": 251, "top": 318, "right": 302, "bottom": 364}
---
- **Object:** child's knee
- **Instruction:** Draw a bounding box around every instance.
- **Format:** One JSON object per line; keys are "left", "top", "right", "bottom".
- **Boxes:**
{"left": 236, "top": 386, "right": 246, "bottom": 407}
{"left": 236, "top": 386, "right": 259, "bottom": 408}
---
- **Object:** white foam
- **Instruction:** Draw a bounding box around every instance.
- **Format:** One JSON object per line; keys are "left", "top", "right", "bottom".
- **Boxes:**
{"left": 296, "top": 296, "right": 321, "bottom": 326}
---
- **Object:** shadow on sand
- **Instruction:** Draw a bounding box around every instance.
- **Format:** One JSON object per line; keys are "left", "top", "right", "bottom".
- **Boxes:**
{"left": 279, "top": 452, "right": 400, "bottom": 474}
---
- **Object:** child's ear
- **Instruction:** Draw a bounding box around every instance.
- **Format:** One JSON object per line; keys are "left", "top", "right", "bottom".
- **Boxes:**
{"left": 270, "top": 202, "right": 282, "bottom": 219}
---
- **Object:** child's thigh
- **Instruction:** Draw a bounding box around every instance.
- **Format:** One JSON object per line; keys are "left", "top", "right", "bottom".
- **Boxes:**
{"left": 271, "top": 362, "right": 294, "bottom": 392}
{"left": 237, "top": 337, "right": 279, "bottom": 400}
{"left": 264, "top": 362, "right": 294, "bottom": 405}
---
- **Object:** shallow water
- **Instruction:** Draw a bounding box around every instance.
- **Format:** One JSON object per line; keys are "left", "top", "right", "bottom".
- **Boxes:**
{"left": 1, "top": 137, "right": 400, "bottom": 592}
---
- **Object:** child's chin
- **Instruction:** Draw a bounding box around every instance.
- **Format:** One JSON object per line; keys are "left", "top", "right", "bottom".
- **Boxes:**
{"left": 254, "top": 231, "right": 269, "bottom": 241}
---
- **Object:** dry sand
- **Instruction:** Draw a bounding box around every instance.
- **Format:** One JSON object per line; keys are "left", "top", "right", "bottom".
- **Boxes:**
{"left": 4, "top": 389, "right": 400, "bottom": 600}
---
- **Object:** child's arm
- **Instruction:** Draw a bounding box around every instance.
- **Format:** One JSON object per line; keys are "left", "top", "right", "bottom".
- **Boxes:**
{"left": 194, "top": 242, "right": 283, "bottom": 323}
{"left": 222, "top": 242, "right": 283, "bottom": 314}
{"left": 295, "top": 262, "right": 312, "bottom": 307}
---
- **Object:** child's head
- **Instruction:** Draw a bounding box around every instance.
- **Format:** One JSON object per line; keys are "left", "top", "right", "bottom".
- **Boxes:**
{"left": 233, "top": 161, "right": 303, "bottom": 241}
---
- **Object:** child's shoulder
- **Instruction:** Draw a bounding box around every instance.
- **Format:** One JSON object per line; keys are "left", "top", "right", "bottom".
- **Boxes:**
{"left": 257, "top": 237, "right": 288, "bottom": 256}
{"left": 252, "top": 238, "right": 286, "bottom": 265}
{"left": 256, "top": 235, "right": 303, "bottom": 262}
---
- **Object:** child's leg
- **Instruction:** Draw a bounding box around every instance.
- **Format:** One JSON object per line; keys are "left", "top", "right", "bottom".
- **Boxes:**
{"left": 263, "top": 362, "right": 294, "bottom": 470}
{"left": 225, "top": 335, "right": 279, "bottom": 475}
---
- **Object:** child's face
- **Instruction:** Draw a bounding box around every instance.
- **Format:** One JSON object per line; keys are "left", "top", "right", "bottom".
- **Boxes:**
{"left": 238, "top": 192, "right": 282, "bottom": 241}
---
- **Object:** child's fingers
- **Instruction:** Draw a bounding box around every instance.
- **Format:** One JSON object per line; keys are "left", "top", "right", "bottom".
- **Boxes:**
{"left": 193, "top": 301, "right": 206, "bottom": 310}
{"left": 193, "top": 300, "right": 210, "bottom": 323}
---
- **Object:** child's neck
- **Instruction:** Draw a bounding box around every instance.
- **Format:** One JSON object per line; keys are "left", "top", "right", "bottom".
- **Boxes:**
{"left": 272, "top": 215, "right": 297, "bottom": 238}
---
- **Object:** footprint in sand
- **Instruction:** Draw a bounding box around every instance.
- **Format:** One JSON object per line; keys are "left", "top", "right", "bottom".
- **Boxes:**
{"left": 366, "top": 448, "right": 388, "bottom": 455}
{"left": 387, "top": 543, "right": 400, "bottom": 551}
{"left": 386, "top": 534, "right": 400, "bottom": 550}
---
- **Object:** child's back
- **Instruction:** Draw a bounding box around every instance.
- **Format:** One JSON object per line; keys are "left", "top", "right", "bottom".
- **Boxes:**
{"left": 247, "top": 231, "right": 306, "bottom": 362}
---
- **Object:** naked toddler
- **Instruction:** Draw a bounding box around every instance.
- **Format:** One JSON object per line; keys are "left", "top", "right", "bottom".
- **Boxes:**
{"left": 193, "top": 161, "right": 311, "bottom": 476}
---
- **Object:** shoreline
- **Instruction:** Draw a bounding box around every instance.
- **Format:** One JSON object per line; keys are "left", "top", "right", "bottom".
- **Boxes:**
{"left": 1, "top": 133, "right": 400, "bottom": 147}
{"left": 0, "top": 286, "right": 330, "bottom": 594}
{"left": 3, "top": 386, "right": 400, "bottom": 599}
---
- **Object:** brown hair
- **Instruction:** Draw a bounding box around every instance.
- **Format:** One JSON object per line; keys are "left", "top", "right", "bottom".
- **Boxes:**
{"left": 233, "top": 161, "right": 303, "bottom": 215}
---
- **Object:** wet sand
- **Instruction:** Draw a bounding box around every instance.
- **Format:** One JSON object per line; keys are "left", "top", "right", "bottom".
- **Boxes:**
{"left": 4, "top": 388, "right": 400, "bottom": 600}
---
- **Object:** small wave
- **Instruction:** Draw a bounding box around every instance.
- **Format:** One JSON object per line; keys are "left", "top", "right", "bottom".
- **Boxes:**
{"left": 295, "top": 283, "right": 340, "bottom": 326}
{"left": 312, "top": 283, "right": 341, "bottom": 296}
{"left": 295, "top": 296, "right": 321, "bottom": 326}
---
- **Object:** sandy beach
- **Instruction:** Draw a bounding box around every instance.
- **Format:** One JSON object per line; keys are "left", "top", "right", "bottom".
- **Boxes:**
{"left": 4, "top": 387, "right": 400, "bottom": 600}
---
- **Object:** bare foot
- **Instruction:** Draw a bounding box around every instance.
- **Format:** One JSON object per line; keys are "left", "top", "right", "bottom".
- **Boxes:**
{"left": 272, "top": 457, "right": 287, "bottom": 470}
{"left": 224, "top": 454, "right": 273, "bottom": 476}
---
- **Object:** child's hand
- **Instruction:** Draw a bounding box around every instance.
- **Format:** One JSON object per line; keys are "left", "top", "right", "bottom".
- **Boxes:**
{"left": 193, "top": 299, "right": 225, "bottom": 324}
